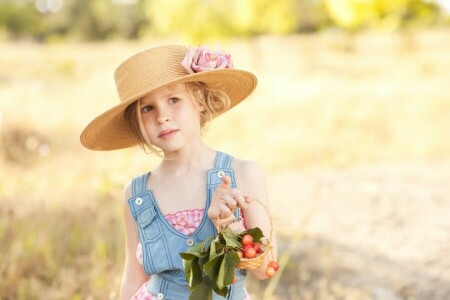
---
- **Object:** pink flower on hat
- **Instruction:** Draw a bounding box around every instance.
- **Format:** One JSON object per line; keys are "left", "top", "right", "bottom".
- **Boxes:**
{"left": 181, "top": 45, "right": 234, "bottom": 74}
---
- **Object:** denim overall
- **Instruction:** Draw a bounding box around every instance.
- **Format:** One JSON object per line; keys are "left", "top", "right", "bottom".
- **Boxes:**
{"left": 128, "top": 151, "right": 247, "bottom": 300}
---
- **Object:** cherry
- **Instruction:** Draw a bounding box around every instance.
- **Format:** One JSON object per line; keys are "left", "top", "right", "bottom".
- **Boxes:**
{"left": 236, "top": 250, "right": 244, "bottom": 259}
{"left": 252, "top": 242, "right": 261, "bottom": 253}
{"left": 265, "top": 267, "right": 276, "bottom": 278}
{"left": 241, "top": 234, "right": 253, "bottom": 246}
{"left": 268, "top": 261, "right": 279, "bottom": 271}
{"left": 245, "top": 247, "right": 257, "bottom": 259}
{"left": 243, "top": 244, "right": 253, "bottom": 252}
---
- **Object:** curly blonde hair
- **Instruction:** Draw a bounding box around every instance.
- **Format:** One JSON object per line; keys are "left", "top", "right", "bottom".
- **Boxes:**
{"left": 124, "top": 82, "right": 230, "bottom": 154}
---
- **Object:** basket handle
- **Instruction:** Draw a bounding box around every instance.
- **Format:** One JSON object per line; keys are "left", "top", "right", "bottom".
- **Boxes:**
{"left": 215, "top": 197, "right": 273, "bottom": 243}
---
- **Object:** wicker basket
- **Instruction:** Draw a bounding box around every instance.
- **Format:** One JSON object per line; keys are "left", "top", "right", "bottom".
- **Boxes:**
{"left": 216, "top": 198, "right": 274, "bottom": 270}
{"left": 236, "top": 242, "right": 271, "bottom": 269}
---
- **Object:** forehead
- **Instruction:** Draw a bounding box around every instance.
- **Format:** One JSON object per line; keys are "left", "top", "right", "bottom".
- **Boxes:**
{"left": 141, "top": 83, "right": 189, "bottom": 103}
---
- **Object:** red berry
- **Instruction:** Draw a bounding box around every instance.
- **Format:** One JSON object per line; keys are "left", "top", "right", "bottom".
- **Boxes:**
{"left": 265, "top": 267, "right": 276, "bottom": 278}
{"left": 268, "top": 261, "right": 279, "bottom": 271}
{"left": 236, "top": 251, "right": 244, "bottom": 259}
{"left": 245, "top": 247, "right": 257, "bottom": 259}
{"left": 241, "top": 234, "right": 253, "bottom": 246}
{"left": 243, "top": 244, "right": 253, "bottom": 252}
{"left": 253, "top": 242, "right": 262, "bottom": 253}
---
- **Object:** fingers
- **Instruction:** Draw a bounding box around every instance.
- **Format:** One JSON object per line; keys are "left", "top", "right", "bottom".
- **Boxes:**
{"left": 207, "top": 205, "right": 221, "bottom": 219}
{"left": 209, "top": 176, "right": 255, "bottom": 221}
{"left": 219, "top": 175, "right": 231, "bottom": 189}
{"left": 230, "top": 189, "right": 253, "bottom": 210}
{"left": 222, "top": 194, "right": 236, "bottom": 210}
{"left": 219, "top": 204, "right": 232, "bottom": 217}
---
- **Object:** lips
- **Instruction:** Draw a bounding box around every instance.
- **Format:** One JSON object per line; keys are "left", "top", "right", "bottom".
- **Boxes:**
{"left": 158, "top": 129, "right": 179, "bottom": 138}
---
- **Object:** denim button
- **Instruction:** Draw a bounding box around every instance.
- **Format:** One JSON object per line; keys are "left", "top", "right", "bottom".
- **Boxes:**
{"left": 135, "top": 197, "right": 143, "bottom": 205}
{"left": 186, "top": 238, "right": 195, "bottom": 246}
{"left": 217, "top": 170, "right": 225, "bottom": 178}
{"left": 157, "top": 293, "right": 164, "bottom": 299}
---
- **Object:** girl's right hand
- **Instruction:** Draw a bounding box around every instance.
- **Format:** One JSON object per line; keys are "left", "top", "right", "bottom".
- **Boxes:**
{"left": 207, "top": 175, "right": 252, "bottom": 222}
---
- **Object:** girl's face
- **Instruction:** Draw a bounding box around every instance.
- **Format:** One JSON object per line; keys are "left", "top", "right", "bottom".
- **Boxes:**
{"left": 138, "top": 83, "right": 204, "bottom": 153}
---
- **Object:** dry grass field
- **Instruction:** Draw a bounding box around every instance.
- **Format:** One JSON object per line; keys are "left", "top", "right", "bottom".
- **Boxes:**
{"left": 1, "top": 29, "right": 450, "bottom": 299}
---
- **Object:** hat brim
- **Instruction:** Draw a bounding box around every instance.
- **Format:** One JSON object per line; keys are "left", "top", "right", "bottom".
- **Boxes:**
{"left": 80, "top": 68, "right": 257, "bottom": 150}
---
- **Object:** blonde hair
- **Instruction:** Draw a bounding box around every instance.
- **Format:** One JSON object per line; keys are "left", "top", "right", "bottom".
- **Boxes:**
{"left": 124, "top": 82, "right": 230, "bottom": 154}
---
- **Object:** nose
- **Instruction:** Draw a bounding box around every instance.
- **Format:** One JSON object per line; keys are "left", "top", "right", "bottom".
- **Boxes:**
{"left": 156, "top": 110, "right": 171, "bottom": 125}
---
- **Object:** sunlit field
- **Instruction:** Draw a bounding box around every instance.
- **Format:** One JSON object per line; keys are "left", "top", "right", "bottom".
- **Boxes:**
{"left": 1, "top": 29, "right": 450, "bottom": 299}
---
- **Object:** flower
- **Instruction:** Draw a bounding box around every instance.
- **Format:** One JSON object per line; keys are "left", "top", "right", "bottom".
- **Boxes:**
{"left": 181, "top": 45, "right": 234, "bottom": 74}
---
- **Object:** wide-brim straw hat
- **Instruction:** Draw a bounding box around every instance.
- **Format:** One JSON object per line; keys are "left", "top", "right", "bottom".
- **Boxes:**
{"left": 80, "top": 45, "right": 257, "bottom": 151}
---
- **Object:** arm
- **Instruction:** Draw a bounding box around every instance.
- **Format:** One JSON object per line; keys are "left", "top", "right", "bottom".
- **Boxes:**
{"left": 119, "top": 181, "right": 150, "bottom": 300}
{"left": 233, "top": 159, "right": 278, "bottom": 280}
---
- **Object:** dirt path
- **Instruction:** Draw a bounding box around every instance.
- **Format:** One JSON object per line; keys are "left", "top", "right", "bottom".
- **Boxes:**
{"left": 249, "top": 161, "right": 450, "bottom": 299}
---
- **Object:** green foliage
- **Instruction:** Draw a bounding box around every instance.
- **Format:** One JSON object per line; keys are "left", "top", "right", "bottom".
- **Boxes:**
{"left": 144, "top": 0, "right": 298, "bottom": 41}
{"left": 325, "top": 0, "right": 442, "bottom": 31}
{"left": 180, "top": 227, "right": 263, "bottom": 299}
{"left": 0, "top": 0, "right": 447, "bottom": 42}
{"left": 0, "top": 1, "right": 44, "bottom": 39}
{"left": 0, "top": 0, "right": 149, "bottom": 41}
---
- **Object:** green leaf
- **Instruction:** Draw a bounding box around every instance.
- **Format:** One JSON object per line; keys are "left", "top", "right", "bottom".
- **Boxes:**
{"left": 187, "top": 242, "right": 204, "bottom": 253}
{"left": 222, "top": 232, "right": 241, "bottom": 248}
{"left": 242, "top": 227, "right": 264, "bottom": 243}
{"left": 218, "top": 251, "right": 240, "bottom": 289}
{"left": 189, "top": 280, "right": 212, "bottom": 300}
{"left": 203, "top": 255, "right": 224, "bottom": 284}
{"left": 217, "top": 255, "right": 227, "bottom": 290}
{"left": 213, "top": 285, "right": 229, "bottom": 298}
{"left": 198, "top": 253, "right": 210, "bottom": 267}
{"left": 200, "top": 236, "right": 214, "bottom": 251}
{"left": 209, "top": 239, "right": 217, "bottom": 259}
{"left": 186, "top": 257, "right": 203, "bottom": 288}
{"left": 210, "top": 241, "right": 226, "bottom": 261}
{"left": 180, "top": 252, "right": 196, "bottom": 260}
{"left": 182, "top": 258, "right": 193, "bottom": 288}
{"left": 181, "top": 242, "right": 208, "bottom": 259}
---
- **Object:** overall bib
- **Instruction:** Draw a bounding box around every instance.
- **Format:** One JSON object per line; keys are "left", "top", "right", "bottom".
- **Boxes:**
{"left": 128, "top": 151, "right": 247, "bottom": 300}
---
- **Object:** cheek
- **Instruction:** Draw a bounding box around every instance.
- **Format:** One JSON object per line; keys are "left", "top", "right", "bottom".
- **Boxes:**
{"left": 140, "top": 114, "right": 156, "bottom": 135}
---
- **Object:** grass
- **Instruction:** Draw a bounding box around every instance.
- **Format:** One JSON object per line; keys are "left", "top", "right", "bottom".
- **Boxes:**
{"left": 1, "top": 29, "right": 450, "bottom": 299}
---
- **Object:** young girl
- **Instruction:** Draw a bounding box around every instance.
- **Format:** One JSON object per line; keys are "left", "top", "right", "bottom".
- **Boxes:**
{"left": 80, "top": 45, "right": 277, "bottom": 300}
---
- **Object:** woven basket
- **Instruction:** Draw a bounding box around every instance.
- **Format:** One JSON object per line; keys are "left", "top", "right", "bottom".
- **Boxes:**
{"left": 236, "top": 242, "right": 271, "bottom": 269}
{"left": 216, "top": 198, "right": 274, "bottom": 270}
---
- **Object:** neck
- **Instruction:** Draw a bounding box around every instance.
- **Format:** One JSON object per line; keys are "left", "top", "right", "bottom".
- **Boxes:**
{"left": 157, "top": 140, "right": 216, "bottom": 176}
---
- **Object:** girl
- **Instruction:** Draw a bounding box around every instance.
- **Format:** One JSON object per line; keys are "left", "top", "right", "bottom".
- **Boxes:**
{"left": 80, "top": 45, "right": 277, "bottom": 300}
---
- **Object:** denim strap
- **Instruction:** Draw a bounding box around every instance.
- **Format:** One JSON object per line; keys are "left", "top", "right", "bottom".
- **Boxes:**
{"left": 214, "top": 151, "right": 233, "bottom": 169}
{"left": 131, "top": 172, "right": 150, "bottom": 196}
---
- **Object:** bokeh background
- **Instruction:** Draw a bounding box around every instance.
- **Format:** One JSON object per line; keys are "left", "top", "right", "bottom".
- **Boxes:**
{"left": 1, "top": 0, "right": 450, "bottom": 299}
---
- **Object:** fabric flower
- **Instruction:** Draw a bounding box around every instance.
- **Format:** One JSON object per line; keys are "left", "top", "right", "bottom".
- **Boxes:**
{"left": 181, "top": 45, "right": 234, "bottom": 74}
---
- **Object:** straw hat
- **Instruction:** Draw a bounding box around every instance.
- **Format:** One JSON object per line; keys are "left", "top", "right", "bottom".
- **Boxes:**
{"left": 80, "top": 45, "right": 257, "bottom": 151}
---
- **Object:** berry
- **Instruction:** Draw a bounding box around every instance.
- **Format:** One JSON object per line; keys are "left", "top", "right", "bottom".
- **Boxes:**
{"left": 268, "top": 261, "right": 279, "bottom": 271}
{"left": 265, "top": 267, "right": 276, "bottom": 278}
{"left": 245, "top": 247, "right": 257, "bottom": 259}
{"left": 243, "top": 244, "right": 253, "bottom": 252}
{"left": 236, "top": 251, "right": 244, "bottom": 259}
{"left": 253, "top": 242, "right": 262, "bottom": 253}
{"left": 241, "top": 234, "right": 253, "bottom": 246}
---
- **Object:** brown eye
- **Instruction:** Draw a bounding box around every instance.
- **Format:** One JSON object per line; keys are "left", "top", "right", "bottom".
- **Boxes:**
{"left": 141, "top": 105, "right": 153, "bottom": 113}
{"left": 169, "top": 97, "right": 180, "bottom": 104}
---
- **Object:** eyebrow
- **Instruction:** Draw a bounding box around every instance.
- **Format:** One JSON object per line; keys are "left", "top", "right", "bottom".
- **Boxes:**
{"left": 139, "top": 90, "right": 182, "bottom": 107}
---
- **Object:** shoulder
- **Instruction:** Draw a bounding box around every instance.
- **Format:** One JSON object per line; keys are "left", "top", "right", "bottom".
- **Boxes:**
{"left": 231, "top": 158, "right": 267, "bottom": 191}
{"left": 122, "top": 172, "right": 148, "bottom": 202}
{"left": 123, "top": 179, "right": 133, "bottom": 203}
{"left": 232, "top": 158, "right": 264, "bottom": 179}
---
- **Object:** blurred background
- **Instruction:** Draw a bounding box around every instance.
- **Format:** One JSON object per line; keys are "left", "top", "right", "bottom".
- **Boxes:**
{"left": 1, "top": 0, "right": 450, "bottom": 299}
